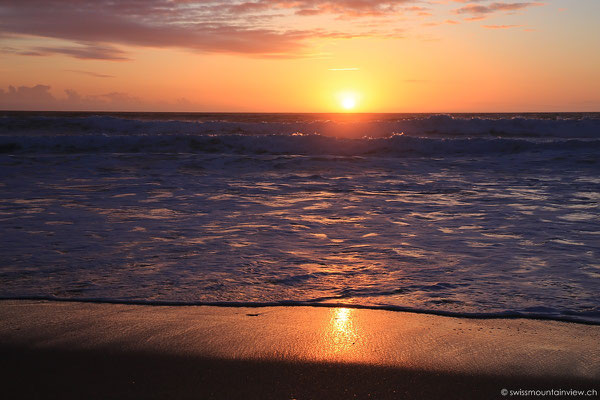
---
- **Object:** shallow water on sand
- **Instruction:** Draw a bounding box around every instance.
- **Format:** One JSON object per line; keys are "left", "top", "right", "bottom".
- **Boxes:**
{"left": 1, "top": 113, "right": 599, "bottom": 322}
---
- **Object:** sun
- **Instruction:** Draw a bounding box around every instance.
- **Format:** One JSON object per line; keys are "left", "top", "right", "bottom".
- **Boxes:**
{"left": 341, "top": 96, "right": 356, "bottom": 110}
{"left": 338, "top": 92, "right": 359, "bottom": 112}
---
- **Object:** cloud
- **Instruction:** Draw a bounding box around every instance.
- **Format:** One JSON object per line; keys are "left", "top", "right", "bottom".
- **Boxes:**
{"left": 482, "top": 24, "right": 522, "bottom": 29}
{"left": 0, "top": 84, "right": 197, "bottom": 111}
{"left": 0, "top": 0, "right": 421, "bottom": 59}
{"left": 422, "top": 19, "right": 460, "bottom": 27}
{"left": 287, "top": 1, "right": 415, "bottom": 18}
{"left": 65, "top": 70, "right": 115, "bottom": 78}
{"left": 34, "top": 44, "right": 129, "bottom": 60}
{"left": 0, "top": 1, "right": 546, "bottom": 59}
{"left": 453, "top": 2, "right": 544, "bottom": 18}
{"left": 0, "top": 85, "right": 55, "bottom": 107}
{"left": 2, "top": 44, "right": 128, "bottom": 61}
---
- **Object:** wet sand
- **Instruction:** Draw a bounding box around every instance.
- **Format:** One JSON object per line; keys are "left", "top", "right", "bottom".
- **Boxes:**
{"left": 0, "top": 300, "right": 598, "bottom": 399}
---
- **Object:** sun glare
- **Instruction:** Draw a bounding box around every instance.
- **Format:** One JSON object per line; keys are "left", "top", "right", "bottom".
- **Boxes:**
{"left": 338, "top": 92, "right": 359, "bottom": 112}
{"left": 342, "top": 96, "right": 356, "bottom": 110}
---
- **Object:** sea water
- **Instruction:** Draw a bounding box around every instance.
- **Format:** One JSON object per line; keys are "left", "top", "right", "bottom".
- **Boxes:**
{"left": 1, "top": 112, "right": 599, "bottom": 323}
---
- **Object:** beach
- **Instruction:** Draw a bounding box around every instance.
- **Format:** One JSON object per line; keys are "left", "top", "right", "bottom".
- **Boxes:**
{"left": 1, "top": 300, "right": 598, "bottom": 399}
{"left": 1, "top": 112, "right": 599, "bottom": 398}
{"left": 2, "top": 0, "right": 600, "bottom": 397}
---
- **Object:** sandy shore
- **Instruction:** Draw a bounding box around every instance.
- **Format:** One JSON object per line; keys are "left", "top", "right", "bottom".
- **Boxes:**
{"left": 0, "top": 300, "right": 598, "bottom": 399}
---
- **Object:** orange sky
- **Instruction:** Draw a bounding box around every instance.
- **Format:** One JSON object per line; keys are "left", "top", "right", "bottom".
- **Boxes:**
{"left": 1, "top": 0, "right": 599, "bottom": 112}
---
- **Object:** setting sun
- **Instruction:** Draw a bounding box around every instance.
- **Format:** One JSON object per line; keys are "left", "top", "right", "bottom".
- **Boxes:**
{"left": 338, "top": 92, "right": 360, "bottom": 112}
{"left": 341, "top": 96, "right": 356, "bottom": 110}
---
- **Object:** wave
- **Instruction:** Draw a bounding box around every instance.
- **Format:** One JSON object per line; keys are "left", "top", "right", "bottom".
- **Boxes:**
{"left": 2, "top": 114, "right": 600, "bottom": 138}
{"left": 1, "top": 296, "right": 598, "bottom": 325}
{"left": 1, "top": 133, "right": 599, "bottom": 157}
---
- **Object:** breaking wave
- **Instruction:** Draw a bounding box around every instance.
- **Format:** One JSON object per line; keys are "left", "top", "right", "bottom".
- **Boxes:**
{"left": 1, "top": 114, "right": 599, "bottom": 138}
{"left": 1, "top": 133, "right": 599, "bottom": 157}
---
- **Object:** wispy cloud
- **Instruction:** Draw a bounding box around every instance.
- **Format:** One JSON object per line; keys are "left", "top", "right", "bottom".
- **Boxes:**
{"left": 454, "top": 2, "right": 544, "bottom": 18}
{"left": 482, "top": 24, "right": 523, "bottom": 29}
{"left": 422, "top": 19, "right": 460, "bottom": 27}
{"left": 65, "top": 70, "right": 115, "bottom": 78}
{"left": 33, "top": 44, "right": 130, "bottom": 61}
{"left": 2, "top": 44, "right": 128, "bottom": 60}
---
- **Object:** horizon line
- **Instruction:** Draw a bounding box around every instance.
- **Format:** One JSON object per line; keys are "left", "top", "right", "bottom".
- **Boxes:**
{"left": 2, "top": 110, "right": 599, "bottom": 114}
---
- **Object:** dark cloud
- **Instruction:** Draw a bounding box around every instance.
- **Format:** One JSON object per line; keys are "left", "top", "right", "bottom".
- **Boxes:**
{"left": 0, "top": 1, "right": 546, "bottom": 59}
{"left": 1, "top": 43, "right": 129, "bottom": 60}
{"left": 0, "top": 84, "right": 197, "bottom": 111}
{"left": 0, "top": 0, "right": 420, "bottom": 59}
{"left": 34, "top": 44, "right": 129, "bottom": 60}
{"left": 0, "top": 84, "right": 55, "bottom": 108}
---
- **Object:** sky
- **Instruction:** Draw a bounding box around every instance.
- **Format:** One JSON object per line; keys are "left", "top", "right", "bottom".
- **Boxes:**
{"left": 0, "top": 0, "right": 599, "bottom": 112}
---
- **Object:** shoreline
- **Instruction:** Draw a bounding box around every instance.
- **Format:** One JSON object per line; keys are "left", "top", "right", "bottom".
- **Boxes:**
{"left": 2, "top": 297, "right": 598, "bottom": 326}
{"left": 1, "top": 300, "right": 599, "bottom": 399}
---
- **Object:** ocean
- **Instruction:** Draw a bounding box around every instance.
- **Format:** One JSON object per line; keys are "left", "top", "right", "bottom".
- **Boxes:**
{"left": 1, "top": 112, "right": 599, "bottom": 323}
